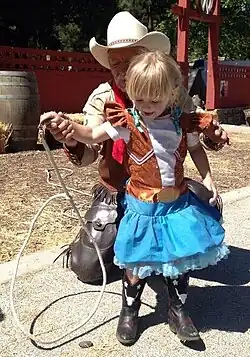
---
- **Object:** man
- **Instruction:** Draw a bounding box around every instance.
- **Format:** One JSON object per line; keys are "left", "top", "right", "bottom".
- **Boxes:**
{"left": 42, "top": 11, "right": 172, "bottom": 282}
{"left": 42, "top": 11, "right": 228, "bottom": 345}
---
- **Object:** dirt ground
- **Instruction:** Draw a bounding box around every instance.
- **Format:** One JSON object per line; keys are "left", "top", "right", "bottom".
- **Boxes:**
{"left": 1, "top": 132, "right": 249, "bottom": 263}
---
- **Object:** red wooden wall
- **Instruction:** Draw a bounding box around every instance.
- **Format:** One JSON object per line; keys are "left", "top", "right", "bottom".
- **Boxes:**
{"left": 0, "top": 46, "right": 111, "bottom": 113}
{"left": 218, "top": 65, "right": 250, "bottom": 108}
{"left": 0, "top": 46, "right": 250, "bottom": 111}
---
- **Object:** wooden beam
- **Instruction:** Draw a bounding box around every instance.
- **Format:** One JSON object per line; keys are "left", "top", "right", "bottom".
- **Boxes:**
{"left": 172, "top": 5, "right": 221, "bottom": 24}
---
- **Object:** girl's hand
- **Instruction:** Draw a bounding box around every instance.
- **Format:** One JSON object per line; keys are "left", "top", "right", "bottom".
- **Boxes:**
{"left": 203, "top": 175, "right": 218, "bottom": 206}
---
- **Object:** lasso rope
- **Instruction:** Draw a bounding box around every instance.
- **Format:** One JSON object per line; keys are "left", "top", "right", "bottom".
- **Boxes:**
{"left": 9, "top": 127, "right": 107, "bottom": 345}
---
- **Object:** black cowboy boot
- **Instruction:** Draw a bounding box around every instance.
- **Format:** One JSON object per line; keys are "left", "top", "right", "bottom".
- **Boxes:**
{"left": 166, "top": 273, "right": 200, "bottom": 342}
{"left": 116, "top": 273, "right": 146, "bottom": 345}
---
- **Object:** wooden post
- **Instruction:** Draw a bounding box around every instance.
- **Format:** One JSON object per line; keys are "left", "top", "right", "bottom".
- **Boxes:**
{"left": 206, "top": 0, "right": 221, "bottom": 110}
{"left": 172, "top": 0, "right": 222, "bottom": 110}
{"left": 176, "top": 0, "right": 190, "bottom": 88}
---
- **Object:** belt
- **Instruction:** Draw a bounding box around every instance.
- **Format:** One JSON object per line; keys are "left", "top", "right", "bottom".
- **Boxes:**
{"left": 157, "top": 186, "right": 181, "bottom": 203}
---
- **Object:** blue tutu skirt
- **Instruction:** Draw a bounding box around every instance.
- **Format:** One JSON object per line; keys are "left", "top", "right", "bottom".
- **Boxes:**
{"left": 114, "top": 191, "right": 229, "bottom": 279}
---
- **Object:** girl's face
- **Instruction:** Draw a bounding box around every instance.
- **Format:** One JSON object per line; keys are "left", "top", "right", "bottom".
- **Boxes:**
{"left": 134, "top": 99, "right": 168, "bottom": 120}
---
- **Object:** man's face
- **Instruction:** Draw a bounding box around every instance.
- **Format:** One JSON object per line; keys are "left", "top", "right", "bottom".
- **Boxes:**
{"left": 108, "top": 46, "right": 145, "bottom": 92}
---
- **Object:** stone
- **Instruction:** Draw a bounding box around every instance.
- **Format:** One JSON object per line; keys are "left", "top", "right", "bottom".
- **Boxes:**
{"left": 215, "top": 107, "right": 246, "bottom": 125}
{"left": 79, "top": 340, "right": 94, "bottom": 348}
{"left": 243, "top": 107, "right": 250, "bottom": 126}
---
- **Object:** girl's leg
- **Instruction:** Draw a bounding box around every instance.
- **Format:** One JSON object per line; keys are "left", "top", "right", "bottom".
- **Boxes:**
{"left": 165, "top": 272, "right": 200, "bottom": 341}
{"left": 116, "top": 269, "right": 146, "bottom": 345}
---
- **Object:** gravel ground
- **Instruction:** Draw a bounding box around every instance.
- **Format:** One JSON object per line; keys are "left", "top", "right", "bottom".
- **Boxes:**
{"left": 1, "top": 132, "right": 250, "bottom": 263}
{"left": 0, "top": 196, "right": 249, "bottom": 357}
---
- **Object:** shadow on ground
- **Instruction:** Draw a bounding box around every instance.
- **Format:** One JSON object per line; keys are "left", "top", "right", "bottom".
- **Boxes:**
{"left": 29, "top": 245, "right": 250, "bottom": 351}
{"left": 0, "top": 308, "right": 5, "bottom": 322}
{"left": 191, "top": 245, "right": 250, "bottom": 285}
{"left": 145, "top": 277, "right": 250, "bottom": 334}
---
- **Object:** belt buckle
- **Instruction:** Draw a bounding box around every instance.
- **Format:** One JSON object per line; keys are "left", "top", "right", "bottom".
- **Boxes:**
{"left": 157, "top": 187, "right": 180, "bottom": 203}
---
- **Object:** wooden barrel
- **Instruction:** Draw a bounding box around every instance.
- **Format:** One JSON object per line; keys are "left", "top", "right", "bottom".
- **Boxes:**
{"left": 0, "top": 71, "right": 40, "bottom": 151}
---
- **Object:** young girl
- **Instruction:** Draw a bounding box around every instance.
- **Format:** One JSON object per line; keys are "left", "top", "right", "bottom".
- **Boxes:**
{"left": 42, "top": 51, "right": 229, "bottom": 345}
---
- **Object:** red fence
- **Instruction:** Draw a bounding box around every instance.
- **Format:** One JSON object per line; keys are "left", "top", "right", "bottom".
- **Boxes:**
{"left": 218, "top": 64, "right": 250, "bottom": 108}
{"left": 1, "top": 46, "right": 250, "bottom": 111}
{"left": 0, "top": 46, "right": 111, "bottom": 113}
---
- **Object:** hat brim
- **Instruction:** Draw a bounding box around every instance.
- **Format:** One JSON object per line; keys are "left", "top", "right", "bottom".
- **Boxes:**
{"left": 89, "top": 32, "right": 171, "bottom": 69}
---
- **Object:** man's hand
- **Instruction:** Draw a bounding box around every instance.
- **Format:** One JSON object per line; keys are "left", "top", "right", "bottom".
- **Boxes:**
{"left": 212, "top": 120, "right": 229, "bottom": 144}
{"left": 40, "top": 111, "right": 78, "bottom": 147}
{"left": 199, "top": 120, "right": 230, "bottom": 152}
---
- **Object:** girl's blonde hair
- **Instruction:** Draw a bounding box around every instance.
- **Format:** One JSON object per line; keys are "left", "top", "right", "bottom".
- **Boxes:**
{"left": 126, "top": 51, "right": 183, "bottom": 107}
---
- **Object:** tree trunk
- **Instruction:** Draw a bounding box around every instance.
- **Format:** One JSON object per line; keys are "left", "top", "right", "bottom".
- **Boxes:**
{"left": 147, "top": 5, "right": 153, "bottom": 31}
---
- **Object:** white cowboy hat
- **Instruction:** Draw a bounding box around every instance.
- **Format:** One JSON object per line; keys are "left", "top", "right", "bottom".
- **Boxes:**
{"left": 89, "top": 11, "right": 171, "bottom": 69}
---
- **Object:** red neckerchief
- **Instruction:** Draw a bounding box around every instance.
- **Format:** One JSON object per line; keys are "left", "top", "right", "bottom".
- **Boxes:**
{"left": 111, "top": 82, "right": 129, "bottom": 164}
